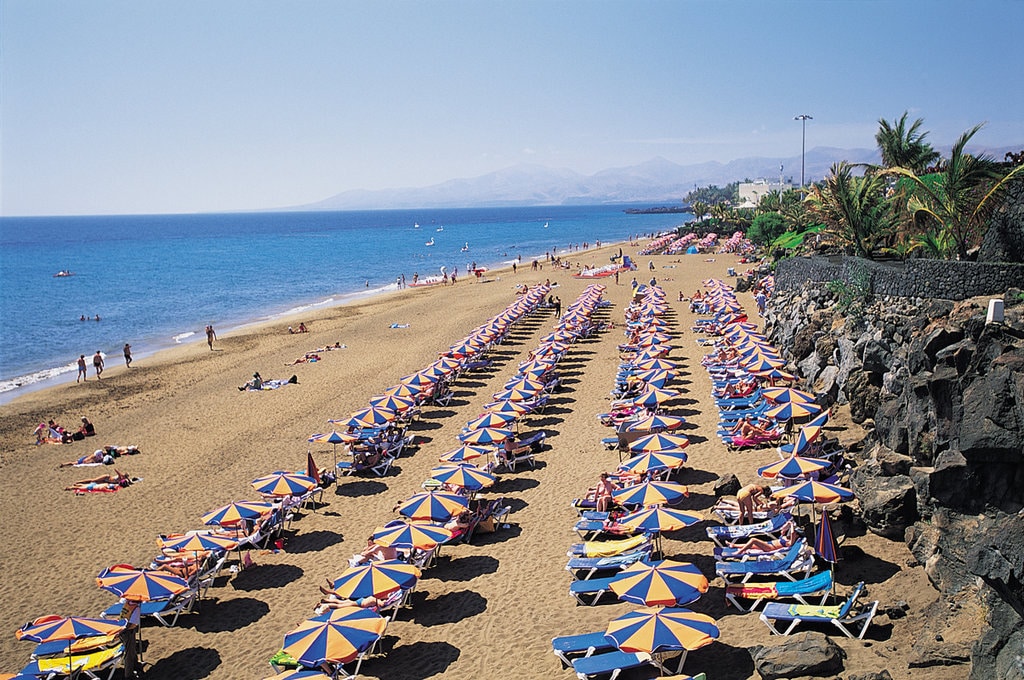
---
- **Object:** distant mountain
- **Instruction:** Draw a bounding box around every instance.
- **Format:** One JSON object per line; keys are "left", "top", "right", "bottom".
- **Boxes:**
{"left": 292, "top": 144, "right": 1020, "bottom": 211}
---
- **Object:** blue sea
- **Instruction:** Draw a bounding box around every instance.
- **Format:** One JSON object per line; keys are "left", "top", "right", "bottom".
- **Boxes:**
{"left": 0, "top": 205, "right": 690, "bottom": 401}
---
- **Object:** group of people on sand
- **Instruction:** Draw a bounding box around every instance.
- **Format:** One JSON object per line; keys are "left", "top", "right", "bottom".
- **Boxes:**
{"left": 35, "top": 416, "right": 95, "bottom": 445}
{"left": 58, "top": 444, "right": 140, "bottom": 468}
{"left": 75, "top": 345, "right": 133, "bottom": 382}
{"left": 64, "top": 469, "right": 139, "bottom": 494}
{"left": 287, "top": 322, "right": 309, "bottom": 334}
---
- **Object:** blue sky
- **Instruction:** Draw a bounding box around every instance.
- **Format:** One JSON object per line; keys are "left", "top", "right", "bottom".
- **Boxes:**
{"left": 3, "top": 0, "right": 1022, "bottom": 216}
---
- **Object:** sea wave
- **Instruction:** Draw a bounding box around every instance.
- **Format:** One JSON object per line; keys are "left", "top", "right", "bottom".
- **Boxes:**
{"left": 172, "top": 331, "right": 197, "bottom": 343}
{"left": 0, "top": 360, "right": 78, "bottom": 394}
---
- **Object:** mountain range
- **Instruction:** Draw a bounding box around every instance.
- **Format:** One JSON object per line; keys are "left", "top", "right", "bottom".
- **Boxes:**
{"left": 293, "top": 144, "right": 1021, "bottom": 211}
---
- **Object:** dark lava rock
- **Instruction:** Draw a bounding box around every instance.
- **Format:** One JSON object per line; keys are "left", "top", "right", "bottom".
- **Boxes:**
{"left": 748, "top": 631, "right": 845, "bottom": 679}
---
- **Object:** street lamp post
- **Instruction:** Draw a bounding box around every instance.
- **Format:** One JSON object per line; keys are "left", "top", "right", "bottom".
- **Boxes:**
{"left": 794, "top": 114, "right": 812, "bottom": 193}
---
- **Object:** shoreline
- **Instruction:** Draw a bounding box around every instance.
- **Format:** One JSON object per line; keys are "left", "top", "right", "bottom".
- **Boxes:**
{"left": 0, "top": 236, "right": 638, "bottom": 406}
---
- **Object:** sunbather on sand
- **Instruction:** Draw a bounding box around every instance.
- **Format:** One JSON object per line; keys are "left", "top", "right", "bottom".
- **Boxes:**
{"left": 730, "top": 522, "right": 798, "bottom": 554}
{"left": 64, "top": 470, "right": 134, "bottom": 492}
{"left": 59, "top": 449, "right": 109, "bottom": 468}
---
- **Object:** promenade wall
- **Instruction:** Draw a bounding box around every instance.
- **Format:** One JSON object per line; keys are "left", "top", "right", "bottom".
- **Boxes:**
{"left": 775, "top": 255, "right": 1024, "bottom": 300}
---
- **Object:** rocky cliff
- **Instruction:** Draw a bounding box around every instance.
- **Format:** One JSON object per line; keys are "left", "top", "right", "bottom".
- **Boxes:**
{"left": 764, "top": 284, "right": 1024, "bottom": 678}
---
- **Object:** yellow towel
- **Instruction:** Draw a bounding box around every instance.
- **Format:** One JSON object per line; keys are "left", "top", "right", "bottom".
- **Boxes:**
{"left": 582, "top": 534, "right": 646, "bottom": 558}
{"left": 36, "top": 643, "right": 124, "bottom": 673}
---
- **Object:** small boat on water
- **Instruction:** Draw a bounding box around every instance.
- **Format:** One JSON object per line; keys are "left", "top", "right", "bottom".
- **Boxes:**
{"left": 425, "top": 238, "right": 435, "bottom": 246}
{"left": 414, "top": 222, "right": 420, "bottom": 229}
{"left": 436, "top": 226, "right": 444, "bottom": 232}
{"left": 53, "top": 270, "right": 74, "bottom": 278}
{"left": 461, "top": 242, "right": 469, "bottom": 252}
{"left": 544, "top": 222, "right": 549, "bottom": 228}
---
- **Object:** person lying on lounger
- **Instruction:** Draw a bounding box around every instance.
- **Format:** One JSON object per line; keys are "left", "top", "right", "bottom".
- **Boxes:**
{"left": 317, "top": 582, "right": 384, "bottom": 611}
{"left": 730, "top": 521, "right": 799, "bottom": 555}
{"left": 715, "top": 378, "right": 758, "bottom": 399}
{"left": 727, "top": 416, "right": 779, "bottom": 439}
{"left": 64, "top": 470, "right": 135, "bottom": 492}
{"left": 348, "top": 538, "right": 399, "bottom": 567}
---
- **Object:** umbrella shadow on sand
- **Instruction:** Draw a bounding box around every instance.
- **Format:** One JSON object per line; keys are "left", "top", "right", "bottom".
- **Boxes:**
{"left": 686, "top": 642, "right": 755, "bottom": 680}
{"left": 835, "top": 544, "right": 901, "bottom": 585}
{"left": 335, "top": 480, "right": 388, "bottom": 497}
{"left": 145, "top": 647, "right": 221, "bottom": 679}
{"left": 284, "top": 529, "right": 345, "bottom": 553}
{"left": 423, "top": 554, "right": 500, "bottom": 582}
{"left": 370, "top": 640, "right": 460, "bottom": 679}
{"left": 405, "top": 590, "right": 488, "bottom": 627}
{"left": 230, "top": 563, "right": 304, "bottom": 591}
{"left": 183, "top": 596, "right": 270, "bottom": 633}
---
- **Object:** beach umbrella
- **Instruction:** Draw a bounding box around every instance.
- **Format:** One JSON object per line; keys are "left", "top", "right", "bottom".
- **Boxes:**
{"left": 491, "top": 387, "right": 541, "bottom": 402}
{"left": 464, "top": 411, "right": 518, "bottom": 431}
{"left": 282, "top": 607, "right": 386, "bottom": 669}
{"left": 815, "top": 511, "right": 839, "bottom": 563}
{"left": 632, "top": 387, "right": 679, "bottom": 408}
{"left": 483, "top": 399, "right": 531, "bottom": 416}
{"left": 757, "top": 455, "right": 832, "bottom": 480}
{"left": 628, "top": 433, "right": 691, "bottom": 453}
{"left": 399, "top": 372, "right": 439, "bottom": 387}
{"left": 609, "top": 560, "right": 709, "bottom": 607}
{"left": 632, "top": 358, "right": 678, "bottom": 372}
{"left": 765, "top": 401, "right": 823, "bottom": 423}
{"left": 16, "top": 616, "right": 126, "bottom": 644}
{"left": 370, "top": 522, "right": 454, "bottom": 551}
{"left": 438, "top": 444, "right": 492, "bottom": 463}
{"left": 261, "top": 671, "right": 333, "bottom": 680}
{"left": 617, "top": 506, "right": 703, "bottom": 534}
{"left": 750, "top": 367, "right": 800, "bottom": 384}
{"left": 158, "top": 532, "right": 240, "bottom": 555}
{"left": 795, "top": 412, "right": 830, "bottom": 450}
{"left": 458, "top": 426, "right": 513, "bottom": 445}
{"left": 367, "top": 393, "right": 417, "bottom": 413}
{"left": 382, "top": 382, "right": 424, "bottom": 399}
{"left": 308, "top": 432, "right": 350, "bottom": 469}
{"left": 330, "top": 560, "right": 421, "bottom": 600}
{"left": 251, "top": 471, "right": 316, "bottom": 497}
{"left": 618, "top": 450, "right": 689, "bottom": 475}
{"left": 761, "top": 387, "right": 817, "bottom": 404}
{"left": 201, "top": 500, "right": 275, "bottom": 526}
{"left": 604, "top": 606, "right": 719, "bottom": 655}
{"left": 345, "top": 406, "right": 396, "bottom": 429}
{"left": 396, "top": 491, "right": 469, "bottom": 522}
{"left": 612, "top": 480, "right": 688, "bottom": 507}
{"left": 96, "top": 566, "right": 190, "bottom": 603}
{"left": 742, "top": 355, "right": 786, "bottom": 372}
{"left": 429, "top": 464, "right": 496, "bottom": 490}
{"left": 772, "top": 480, "right": 854, "bottom": 504}
{"left": 626, "top": 414, "right": 686, "bottom": 432}
{"left": 306, "top": 451, "right": 321, "bottom": 486}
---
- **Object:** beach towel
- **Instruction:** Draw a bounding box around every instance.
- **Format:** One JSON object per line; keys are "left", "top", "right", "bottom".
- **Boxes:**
{"left": 390, "top": 323, "right": 410, "bottom": 328}
{"left": 70, "top": 478, "right": 142, "bottom": 495}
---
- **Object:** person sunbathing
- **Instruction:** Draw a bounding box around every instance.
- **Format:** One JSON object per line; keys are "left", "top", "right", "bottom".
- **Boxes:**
{"left": 715, "top": 378, "right": 757, "bottom": 399}
{"left": 594, "top": 472, "right": 616, "bottom": 513}
{"left": 728, "top": 416, "right": 778, "bottom": 440}
{"left": 65, "top": 470, "right": 134, "bottom": 492}
{"left": 59, "top": 449, "right": 113, "bottom": 468}
{"left": 729, "top": 522, "right": 798, "bottom": 555}
{"left": 238, "top": 372, "right": 263, "bottom": 391}
{"left": 444, "top": 511, "right": 473, "bottom": 539}
{"left": 348, "top": 538, "right": 399, "bottom": 567}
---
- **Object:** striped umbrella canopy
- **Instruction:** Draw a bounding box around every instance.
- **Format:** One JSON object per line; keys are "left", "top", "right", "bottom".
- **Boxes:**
{"left": 632, "top": 387, "right": 680, "bottom": 408}
{"left": 627, "top": 414, "right": 686, "bottom": 432}
{"left": 796, "top": 412, "right": 830, "bottom": 447}
{"left": 371, "top": 522, "right": 454, "bottom": 551}
{"left": 201, "top": 500, "right": 275, "bottom": 526}
{"left": 96, "top": 566, "right": 190, "bottom": 602}
{"left": 158, "top": 532, "right": 240, "bottom": 554}
{"left": 282, "top": 607, "right": 386, "bottom": 668}
{"left": 633, "top": 348, "right": 671, "bottom": 362}
{"left": 758, "top": 455, "right": 832, "bottom": 480}
{"left": 609, "top": 560, "right": 709, "bottom": 607}
{"left": 16, "top": 616, "right": 126, "bottom": 644}
{"left": 750, "top": 368, "right": 800, "bottom": 384}
{"left": 742, "top": 355, "right": 786, "bottom": 372}
{"left": 484, "top": 399, "right": 532, "bottom": 416}
{"left": 382, "top": 382, "right": 424, "bottom": 398}
{"left": 464, "top": 411, "right": 518, "bottom": 431}
{"left": 330, "top": 560, "right": 421, "bottom": 599}
{"left": 345, "top": 406, "right": 396, "bottom": 429}
{"left": 396, "top": 491, "right": 469, "bottom": 522}
{"left": 367, "top": 393, "right": 417, "bottom": 413}
{"left": 432, "top": 356, "right": 465, "bottom": 372}
{"left": 420, "top": 361, "right": 455, "bottom": 378}
{"left": 491, "top": 387, "right": 542, "bottom": 402}
{"left": 612, "top": 480, "right": 689, "bottom": 507}
{"left": 429, "top": 464, "right": 496, "bottom": 490}
{"left": 458, "top": 426, "right": 514, "bottom": 445}
{"left": 398, "top": 372, "right": 440, "bottom": 387}
{"left": 261, "top": 670, "right": 333, "bottom": 680}
{"left": 632, "top": 358, "right": 678, "bottom": 372}
{"left": 628, "top": 433, "right": 691, "bottom": 453}
{"left": 503, "top": 376, "right": 547, "bottom": 392}
{"left": 251, "top": 471, "right": 317, "bottom": 497}
{"left": 618, "top": 450, "right": 689, "bottom": 475}
{"left": 518, "top": 363, "right": 556, "bottom": 380}
{"left": 617, "top": 506, "right": 703, "bottom": 534}
{"left": 307, "top": 431, "right": 351, "bottom": 446}
{"left": 765, "top": 401, "right": 823, "bottom": 423}
{"left": 605, "top": 606, "right": 719, "bottom": 654}
{"left": 636, "top": 333, "right": 673, "bottom": 347}
{"left": 772, "top": 480, "right": 854, "bottom": 504}
{"left": 438, "top": 444, "right": 493, "bottom": 463}
{"left": 815, "top": 512, "right": 839, "bottom": 563}
{"left": 761, "top": 387, "right": 817, "bottom": 404}
{"left": 633, "top": 367, "right": 678, "bottom": 383}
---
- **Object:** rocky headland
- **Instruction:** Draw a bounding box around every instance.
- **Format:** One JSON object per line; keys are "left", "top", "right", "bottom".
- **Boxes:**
{"left": 765, "top": 275, "right": 1024, "bottom": 678}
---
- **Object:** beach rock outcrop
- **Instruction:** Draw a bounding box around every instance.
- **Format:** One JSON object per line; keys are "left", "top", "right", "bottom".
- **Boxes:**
{"left": 748, "top": 631, "right": 845, "bottom": 679}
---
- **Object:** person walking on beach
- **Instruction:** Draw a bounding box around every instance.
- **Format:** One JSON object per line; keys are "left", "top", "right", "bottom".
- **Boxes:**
{"left": 123, "top": 343, "right": 133, "bottom": 368}
{"left": 92, "top": 351, "right": 104, "bottom": 379}
{"left": 206, "top": 325, "right": 217, "bottom": 350}
{"left": 77, "top": 354, "right": 88, "bottom": 383}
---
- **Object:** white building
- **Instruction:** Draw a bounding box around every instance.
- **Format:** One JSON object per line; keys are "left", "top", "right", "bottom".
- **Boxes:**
{"left": 737, "top": 179, "right": 794, "bottom": 208}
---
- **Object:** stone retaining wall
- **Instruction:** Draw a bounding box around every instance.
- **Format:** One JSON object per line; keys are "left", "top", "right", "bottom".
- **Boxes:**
{"left": 775, "top": 256, "right": 1024, "bottom": 300}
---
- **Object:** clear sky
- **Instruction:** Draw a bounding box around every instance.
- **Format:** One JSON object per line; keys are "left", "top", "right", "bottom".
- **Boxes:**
{"left": 2, "top": 0, "right": 1022, "bottom": 216}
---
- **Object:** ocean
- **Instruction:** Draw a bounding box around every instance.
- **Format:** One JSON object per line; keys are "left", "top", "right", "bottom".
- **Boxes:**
{"left": 0, "top": 205, "right": 690, "bottom": 401}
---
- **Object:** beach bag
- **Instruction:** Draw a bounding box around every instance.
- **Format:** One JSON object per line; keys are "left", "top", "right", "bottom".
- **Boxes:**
{"left": 476, "top": 517, "right": 496, "bottom": 534}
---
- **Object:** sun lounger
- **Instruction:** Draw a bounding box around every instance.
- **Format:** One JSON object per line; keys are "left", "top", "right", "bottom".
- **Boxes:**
{"left": 714, "top": 537, "right": 806, "bottom": 562}
{"left": 709, "top": 504, "right": 787, "bottom": 529}
{"left": 22, "top": 642, "right": 125, "bottom": 680}
{"left": 569, "top": 576, "right": 620, "bottom": 606}
{"left": 568, "top": 534, "right": 651, "bottom": 558}
{"left": 566, "top": 547, "right": 652, "bottom": 581}
{"left": 715, "top": 543, "right": 815, "bottom": 584}
{"left": 573, "top": 518, "right": 642, "bottom": 541}
{"left": 552, "top": 630, "right": 616, "bottom": 667}
{"left": 102, "top": 589, "right": 198, "bottom": 627}
{"left": 725, "top": 568, "right": 834, "bottom": 612}
{"left": 760, "top": 581, "right": 878, "bottom": 638}
{"left": 706, "top": 513, "right": 792, "bottom": 544}
{"left": 336, "top": 451, "right": 395, "bottom": 478}
{"left": 571, "top": 650, "right": 663, "bottom": 680}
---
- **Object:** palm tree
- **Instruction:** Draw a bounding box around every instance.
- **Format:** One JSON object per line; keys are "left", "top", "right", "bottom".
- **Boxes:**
{"left": 690, "top": 200, "right": 709, "bottom": 222}
{"left": 885, "top": 123, "right": 1024, "bottom": 259}
{"left": 876, "top": 112, "right": 940, "bottom": 173}
{"left": 806, "top": 162, "right": 897, "bottom": 259}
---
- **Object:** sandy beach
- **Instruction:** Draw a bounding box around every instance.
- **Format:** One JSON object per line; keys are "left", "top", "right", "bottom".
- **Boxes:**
{"left": 0, "top": 243, "right": 961, "bottom": 679}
